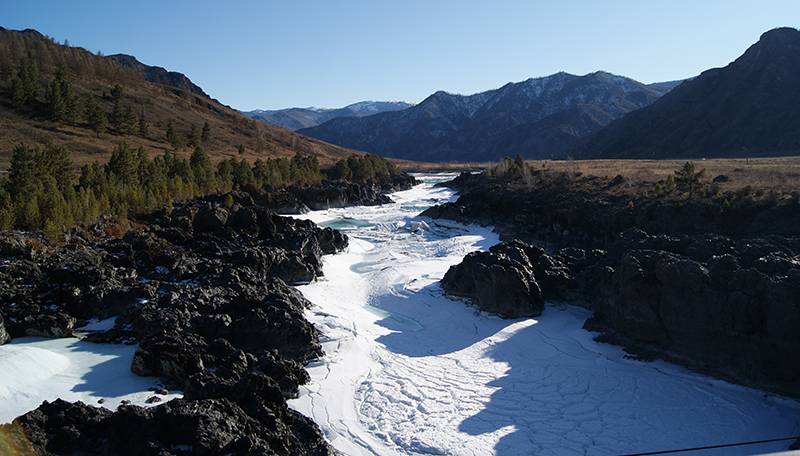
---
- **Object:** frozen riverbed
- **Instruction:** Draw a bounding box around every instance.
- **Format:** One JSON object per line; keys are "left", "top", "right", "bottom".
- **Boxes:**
{"left": 0, "top": 325, "right": 181, "bottom": 424}
{"left": 291, "top": 174, "right": 800, "bottom": 456}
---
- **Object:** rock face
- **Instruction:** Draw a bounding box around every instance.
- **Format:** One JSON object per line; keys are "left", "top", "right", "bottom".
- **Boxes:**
{"left": 3, "top": 394, "right": 331, "bottom": 456}
{"left": 589, "top": 231, "right": 800, "bottom": 395}
{"left": 431, "top": 173, "right": 800, "bottom": 397}
{"left": 251, "top": 173, "right": 419, "bottom": 214}
{"left": 0, "top": 188, "right": 360, "bottom": 455}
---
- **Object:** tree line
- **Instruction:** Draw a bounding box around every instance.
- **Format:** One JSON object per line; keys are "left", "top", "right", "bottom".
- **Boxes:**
{"left": 0, "top": 142, "right": 401, "bottom": 236}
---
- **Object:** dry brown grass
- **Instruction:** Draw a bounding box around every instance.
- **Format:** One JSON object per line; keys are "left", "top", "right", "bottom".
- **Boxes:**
{"left": 394, "top": 160, "right": 492, "bottom": 173}
{"left": 526, "top": 157, "right": 800, "bottom": 196}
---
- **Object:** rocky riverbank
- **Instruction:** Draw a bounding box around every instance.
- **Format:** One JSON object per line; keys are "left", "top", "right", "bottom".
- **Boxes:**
{"left": 0, "top": 174, "right": 417, "bottom": 455}
{"left": 426, "top": 172, "right": 800, "bottom": 398}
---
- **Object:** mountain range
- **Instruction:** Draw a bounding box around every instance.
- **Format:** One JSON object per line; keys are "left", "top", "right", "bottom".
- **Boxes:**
{"left": 2, "top": 25, "right": 799, "bottom": 169}
{"left": 293, "top": 72, "right": 680, "bottom": 162}
{"left": 250, "top": 27, "right": 800, "bottom": 163}
{"left": 241, "top": 101, "right": 414, "bottom": 131}
{"left": 565, "top": 27, "right": 800, "bottom": 159}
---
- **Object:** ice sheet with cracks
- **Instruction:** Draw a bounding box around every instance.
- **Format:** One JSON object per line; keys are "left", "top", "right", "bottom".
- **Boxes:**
{"left": 290, "top": 174, "right": 800, "bottom": 456}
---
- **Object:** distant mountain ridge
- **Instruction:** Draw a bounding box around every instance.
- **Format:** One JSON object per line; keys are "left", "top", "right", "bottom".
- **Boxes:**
{"left": 295, "top": 72, "right": 676, "bottom": 162}
{"left": 566, "top": 27, "right": 800, "bottom": 159}
{"left": 242, "top": 101, "right": 414, "bottom": 131}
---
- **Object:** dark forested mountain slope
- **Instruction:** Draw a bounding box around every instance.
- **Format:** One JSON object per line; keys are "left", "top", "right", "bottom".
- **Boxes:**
{"left": 566, "top": 27, "right": 800, "bottom": 159}
{"left": 298, "top": 71, "right": 670, "bottom": 162}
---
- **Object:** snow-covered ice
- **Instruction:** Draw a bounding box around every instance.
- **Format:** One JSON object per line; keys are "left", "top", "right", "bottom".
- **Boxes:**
{"left": 291, "top": 174, "right": 800, "bottom": 456}
{"left": 0, "top": 334, "right": 182, "bottom": 424}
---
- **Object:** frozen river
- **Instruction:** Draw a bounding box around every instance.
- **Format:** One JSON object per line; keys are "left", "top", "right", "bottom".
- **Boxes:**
{"left": 0, "top": 174, "right": 798, "bottom": 455}
{"left": 291, "top": 174, "right": 800, "bottom": 456}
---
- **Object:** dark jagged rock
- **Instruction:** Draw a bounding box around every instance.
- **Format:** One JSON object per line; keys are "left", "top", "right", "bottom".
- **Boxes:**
{"left": 3, "top": 391, "right": 333, "bottom": 456}
{"left": 286, "top": 173, "right": 419, "bottom": 211}
{"left": 0, "top": 315, "right": 10, "bottom": 345}
{"left": 422, "top": 172, "right": 800, "bottom": 248}
{"left": 587, "top": 231, "right": 800, "bottom": 396}
{"left": 442, "top": 240, "right": 576, "bottom": 318}
{"left": 430, "top": 173, "right": 800, "bottom": 397}
{"left": 0, "top": 187, "right": 364, "bottom": 454}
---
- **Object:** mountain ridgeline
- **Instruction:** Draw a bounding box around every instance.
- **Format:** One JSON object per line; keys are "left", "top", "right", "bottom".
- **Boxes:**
{"left": 242, "top": 101, "right": 415, "bottom": 132}
{"left": 566, "top": 27, "right": 800, "bottom": 159}
{"left": 296, "top": 72, "right": 678, "bottom": 162}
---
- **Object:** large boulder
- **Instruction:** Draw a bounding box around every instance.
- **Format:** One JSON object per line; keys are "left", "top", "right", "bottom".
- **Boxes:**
{"left": 441, "top": 241, "right": 545, "bottom": 318}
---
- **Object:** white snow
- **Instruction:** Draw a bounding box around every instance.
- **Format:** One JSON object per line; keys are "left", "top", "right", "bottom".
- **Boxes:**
{"left": 0, "top": 336, "right": 182, "bottom": 424}
{"left": 291, "top": 174, "right": 800, "bottom": 456}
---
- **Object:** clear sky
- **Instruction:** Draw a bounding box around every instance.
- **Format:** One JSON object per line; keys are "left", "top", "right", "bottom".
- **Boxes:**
{"left": 1, "top": 1, "right": 798, "bottom": 111}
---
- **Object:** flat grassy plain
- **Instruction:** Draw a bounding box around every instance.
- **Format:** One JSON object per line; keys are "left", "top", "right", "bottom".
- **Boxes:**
{"left": 403, "top": 157, "right": 800, "bottom": 198}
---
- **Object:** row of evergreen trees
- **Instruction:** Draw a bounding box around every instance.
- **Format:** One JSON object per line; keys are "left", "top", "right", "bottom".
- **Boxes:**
{"left": 0, "top": 142, "right": 401, "bottom": 234}
{"left": 329, "top": 154, "right": 400, "bottom": 181}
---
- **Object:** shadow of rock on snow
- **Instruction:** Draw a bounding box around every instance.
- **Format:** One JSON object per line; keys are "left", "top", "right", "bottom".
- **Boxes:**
{"left": 455, "top": 305, "right": 800, "bottom": 456}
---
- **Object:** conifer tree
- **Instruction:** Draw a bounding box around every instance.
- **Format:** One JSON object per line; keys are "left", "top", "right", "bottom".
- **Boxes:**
{"left": 187, "top": 123, "right": 200, "bottom": 148}
{"left": 45, "top": 78, "right": 66, "bottom": 121}
{"left": 166, "top": 118, "right": 182, "bottom": 149}
{"left": 122, "top": 105, "right": 137, "bottom": 135}
{"left": 110, "top": 84, "right": 125, "bottom": 130}
{"left": 38, "top": 143, "right": 74, "bottom": 193}
{"left": 201, "top": 121, "right": 211, "bottom": 142}
{"left": 233, "top": 158, "right": 254, "bottom": 188}
{"left": 674, "top": 162, "right": 707, "bottom": 198}
{"left": 8, "top": 142, "right": 37, "bottom": 198}
{"left": 61, "top": 79, "right": 78, "bottom": 125}
{"left": 11, "top": 74, "right": 27, "bottom": 109}
{"left": 138, "top": 106, "right": 150, "bottom": 138}
{"left": 84, "top": 94, "right": 107, "bottom": 138}
{"left": 190, "top": 146, "right": 214, "bottom": 193}
{"left": 107, "top": 142, "right": 139, "bottom": 187}
{"left": 12, "top": 54, "right": 38, "bottom": 108}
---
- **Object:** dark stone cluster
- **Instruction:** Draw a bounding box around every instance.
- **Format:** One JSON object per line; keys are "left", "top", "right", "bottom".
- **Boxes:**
{"left": 431, "top": 173, "right": 800, "bottom": 398}
{"left": 0, "top": 190, "right": 351, "bottom": 455}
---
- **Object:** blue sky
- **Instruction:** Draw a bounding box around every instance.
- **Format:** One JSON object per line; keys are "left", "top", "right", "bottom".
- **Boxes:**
{"left": 2, "top": 1, "right": 798, "bottom": 111}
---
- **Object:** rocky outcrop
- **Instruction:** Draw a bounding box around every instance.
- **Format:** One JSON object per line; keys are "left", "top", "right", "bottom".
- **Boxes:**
{"left": 442, "top": 240, "right": 576, "bottom": 318}
{"left": 423, "top": 172, "right": 800, "bottom": 247}
{"left": 587, "top": 230, "right": 800, "bottom": 396}
{"left": 431, "top": 173, "right": 800, "bottom": 397}
{"left": 3, "top": 391, "right": 331, "bottom": 456}
{"left": 0, "top": 191, "right": 351, "bottom": 454}
{"left": 286, "top": 174, "right": 419, "bottom": 211}
{"left": 249, "top": 174, "right": 419, "bottom": 214}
